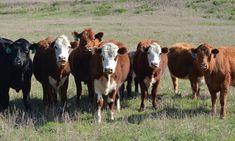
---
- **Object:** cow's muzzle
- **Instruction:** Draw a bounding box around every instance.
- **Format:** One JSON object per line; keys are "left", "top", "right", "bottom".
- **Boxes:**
{"left": 104, "top": 68, "right": 113, "bottom": 74}
{"left": 200, "top": 63, "right": 207, "bottom": 71}
{"left": 13, "top": 58, "right": 23, "bottom": 67}
{"left": 150, "top": 62, "right": 159, "bottom": 68}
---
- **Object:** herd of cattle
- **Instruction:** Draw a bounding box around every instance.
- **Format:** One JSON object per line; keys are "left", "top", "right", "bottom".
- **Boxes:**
{"left": 0, "top": 28, "right": 234, "bottom": 122}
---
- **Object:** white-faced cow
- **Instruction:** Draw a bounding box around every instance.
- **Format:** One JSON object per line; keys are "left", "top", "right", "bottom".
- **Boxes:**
{"left": 133, "top": 39, "right": 168, "bottom": 111}
{"left": 90, "top": 40, "right": 129, "bottom": 123}
{"left": 33, "top": 35, "right": 72, "bottom": 108}
{"left": 0, "top": 37, "right": 36, "bottom": 111}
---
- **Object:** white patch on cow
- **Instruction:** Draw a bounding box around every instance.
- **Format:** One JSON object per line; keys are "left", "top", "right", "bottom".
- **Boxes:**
{"left": 99, "top": 43, "right": 119, "bottom": 73}
{"left": 48, "top": 76, "right": 68, "bottom": 100}
{"left": 109, "top": 108, "right": 114, "bottom": 121}
{"left": 147, "top": 42, "right": 162, "bottom": 68}
{"left": 116, "top": 98, "right": 120, "bottom": 112}
{"left": 54, "top": 35, "right": 71, "bottom": 67}
{"left": 107, "top": 97, "right": 114, "bottom": 103}
{"left": 94, "top": 75, "right": 117, "bottom": 96}
{"left": 97, "top": 105, "right": 102, "bottom": 123}
{"left": 144, "top": 76, "right": 156, "bottom": 88}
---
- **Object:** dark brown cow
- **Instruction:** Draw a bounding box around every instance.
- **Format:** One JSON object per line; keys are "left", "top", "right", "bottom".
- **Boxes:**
{"left": 168, "top": 43, "right": 203, "bottom": 99}
{"left": 192, "top": 43, "right": 235, "bottom": 118}
{"left": 119, "top": 51, "right": 139, "bottom": 98}
{"left": 133, "top": 39, "right": 168, "bottom": 111}
{"left": 90, "top": 40, "right": 129, "bottom": 122}
{"left": 69, "top": 28, "right": 104, "bottom": 108}
{"left": 33, "top": 35, "right": 72, "bottom": 108}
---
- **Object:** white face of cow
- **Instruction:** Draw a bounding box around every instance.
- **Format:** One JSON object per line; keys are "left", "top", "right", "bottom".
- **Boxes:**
{"left": 54, "top": 35, "right": 71, "bottom": 66}
{"left": 146, "top": 43, "right": 162, "bottom": 68}
{"left": 100, "top": 43, "right": 119, "bottom": 74}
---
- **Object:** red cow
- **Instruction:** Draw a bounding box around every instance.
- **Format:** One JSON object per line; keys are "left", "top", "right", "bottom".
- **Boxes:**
{"left": 33, "top": 35, "right": 72, "bottom": 108}
{"left": 192, "top": 43, "right": 235, "bottom": 118}
{"left": 90, "top": 40, "right": 129, "bottom": 122}
{"left": 69, "top": 28, "right": 104, "bottom": 108}
{"left": 168, "top": 43, "right": 203, "bottom": 99}
{"left": 133, "top": 39, "right": 168, "bottom": 111}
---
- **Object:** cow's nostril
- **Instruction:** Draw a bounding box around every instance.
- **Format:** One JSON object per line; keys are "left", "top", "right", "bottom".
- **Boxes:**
{"left": 151, "top": 62, "right": 158, "bottom": 67}
{"left": 104, "top": 68, "right": 113, "bottom": 74}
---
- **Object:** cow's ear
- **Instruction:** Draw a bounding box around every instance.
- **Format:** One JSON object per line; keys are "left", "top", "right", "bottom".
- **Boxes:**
{"left": 118, "top": 48, "right": 127, "bottom": 55}
{"left": 211, "top": 49, "right": 219, "bottom": 58}
{"left": 95, "top": 32, "right": 104, "bottom": 41}
{"left": 95, "top": 48, "right": 102, "bottom": 54}
{"left": 72, "top": 31, "right": 81, "bottom": 41}
{"left": 70, "top": 41, "right": 79, "bottom": 49}
{"left": 161, "top": 47, "right": 168, "bottom": 53}
{"left": 29, "top": 43, "right": 39, "bottom": 54}
{"left": 5, "top": 46, "right": 12, "bottom": 54}
{"left": 191, "top": 48, "right": 197, "bottom": 59}
{"left": 144, "top": 47, "right": 149, "bottom": 52}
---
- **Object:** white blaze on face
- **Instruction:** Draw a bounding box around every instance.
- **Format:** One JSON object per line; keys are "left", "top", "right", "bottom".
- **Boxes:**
{"left": 100, "top": 43, "right": 119, "bottom": 73}
{"left": 147, "top": 43, "right": 162, "bottom": 68}
{"left": 54, "top": 35, "right": 71, "bottom": 66}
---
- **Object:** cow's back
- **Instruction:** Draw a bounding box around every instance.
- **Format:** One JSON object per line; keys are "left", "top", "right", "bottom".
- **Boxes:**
{"left": 168, "top": 43, "right": 202, "bottom": 78}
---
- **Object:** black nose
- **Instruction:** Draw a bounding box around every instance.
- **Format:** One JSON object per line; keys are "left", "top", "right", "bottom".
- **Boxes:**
{"left": 151, "top": 62, "right": 158, "bottom": 68}
{"left": 14, "top": 58, "right": 22, "bottom": 65}
{"left": 104, "top": 68, "right": 113, "bottom": 74}
{"left": 59, "top": 56, "right": 66, "bottom": 61}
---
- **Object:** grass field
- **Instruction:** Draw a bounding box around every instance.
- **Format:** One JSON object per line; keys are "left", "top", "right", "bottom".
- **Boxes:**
{"left": 1, "top": 0, "right": 235, "bottom": 140}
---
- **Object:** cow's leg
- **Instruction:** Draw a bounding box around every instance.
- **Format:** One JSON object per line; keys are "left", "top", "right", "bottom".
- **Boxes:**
{"left": 134, "top": 77, "right": 139, "bottom": 95}
{"left": 209, "top": 88, "right": 217, "bottom": 116}
{"left": 75, "top": 78, "right": 82, "bottom": 108}
{"left": 171, "top": 75, "right": 178, "bottom": 95}
{"left": 151, "top": 80, "right": 159, "bottom": 110}
{"left": 220, "top": 86, "right": 228, "bottom": 119}
{"left": 60, "top": 79, "right": 69, "bottom": 110}
{"left": 96, "top": 93, "right": 103, "bottom": 123}
{"left": 0, "top": 85, "right": 10, "bottom": 111}
{"left": 87, "top": 79, "right": 95, "bottom": 106}
{"left": 189, "top": 78, "right": 200, "bottom": 99}
{"left": 22, "top": 80, "right": 31, "bottom": 111}
{"left": 139, "top": 81, "right": 148, "bottom": 112}
{"left": 119, "top": 83, "right": 125, "bottom": 100}
{"left": 42, "top": 84, "right": 48, "bottom": 106}
{"left": 108, "top": 90, "right": 116, "bottom": 120}
{"left": 126, "top": 77, "right": 132, "bottom": 98}
{"left": 115, "top": 90, "right": 120, "bottom": 112}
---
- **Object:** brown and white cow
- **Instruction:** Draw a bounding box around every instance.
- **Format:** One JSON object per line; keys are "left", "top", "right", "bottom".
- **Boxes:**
{"left": 192, "top": 43, "right": 235, "bottom": 118}
{"left": 90, "top": 40, "right": 129, "bottom": 123}
{"left": 33, "top": 35, "right": 72, "bottom": 108}
{"left": 168, "top": 43, "right": 203, "bottom": 99}
{"left": 133, "top": 39, "right": 168, "bottom": 111}
{"left": 69, "top": 28, "right": 104, "bottom": 108}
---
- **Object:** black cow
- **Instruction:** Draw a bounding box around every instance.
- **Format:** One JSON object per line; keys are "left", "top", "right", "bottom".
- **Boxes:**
{"left": 0, "top": 38, "right": 36, "bottom": 111}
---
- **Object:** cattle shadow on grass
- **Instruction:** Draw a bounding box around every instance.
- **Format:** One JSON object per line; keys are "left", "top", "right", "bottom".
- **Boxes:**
{"left": 2, "top": 94, "right": 95, "bottom": 127}
{"left": 127, "top": 106, "right": 210, "bottom": 124}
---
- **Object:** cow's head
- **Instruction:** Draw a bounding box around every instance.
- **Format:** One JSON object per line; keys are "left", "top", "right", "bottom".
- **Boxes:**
{"left": 72, "top": 28, "right": 104, "bottom": 52}
{"left": 53, "top": 35, "right": 71, "bottom": 67}
{"left": 96, "top": 43, "right": 127, "bottom": 74}
{"left": 5, "top": 38, "right": 34, "bottom": 69}
{"left": 192, "top": 43, "right": 219, "bottom": 71}
{"left": 141, "top": 43, "right": 168, "bottom": 68}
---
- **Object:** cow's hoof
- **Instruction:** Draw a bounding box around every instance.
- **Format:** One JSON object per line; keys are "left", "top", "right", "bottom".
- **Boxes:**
{"left": 139, "top": 107, "right": 145, "bottom": 112}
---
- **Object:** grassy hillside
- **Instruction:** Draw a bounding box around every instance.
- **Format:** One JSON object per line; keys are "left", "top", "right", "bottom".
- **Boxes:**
{"left": 0, "top": 0, "right": 235, "bottom": 140}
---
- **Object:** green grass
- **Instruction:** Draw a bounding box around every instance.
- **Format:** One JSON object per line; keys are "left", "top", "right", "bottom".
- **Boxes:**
{"left": 1, "top": 0, "right": 235, "bottom": 140}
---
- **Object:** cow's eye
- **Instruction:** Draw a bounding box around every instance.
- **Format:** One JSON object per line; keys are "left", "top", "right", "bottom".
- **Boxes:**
{"left": 114, "top": 56, "right": 118, "bottom": 61}
{"left": 25, "top": 50, "right": 29, "bottom": 54}
{"left": 54, "top": 46, "right": 58, "bottom": 49}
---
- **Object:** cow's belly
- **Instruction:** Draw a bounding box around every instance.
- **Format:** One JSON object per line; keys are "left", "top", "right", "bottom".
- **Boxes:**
{"left": 94, "top": 75, "right": 117, "bottom": 96}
